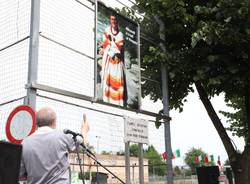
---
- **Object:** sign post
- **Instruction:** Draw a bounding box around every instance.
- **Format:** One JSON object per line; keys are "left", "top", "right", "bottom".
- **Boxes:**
{"left": 125, "top": 141, "right": 131, "bottom": 184}
{"left": 124, "top": 116, "right": 149, "bottom": 184}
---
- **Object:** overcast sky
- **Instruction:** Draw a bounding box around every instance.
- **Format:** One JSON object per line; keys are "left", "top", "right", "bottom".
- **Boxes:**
{"left": 168, "top": 89, "right": 245, "bottom": 166}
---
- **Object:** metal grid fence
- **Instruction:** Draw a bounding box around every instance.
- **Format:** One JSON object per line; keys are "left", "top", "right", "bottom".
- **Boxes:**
{"left": 36, "top": 90, "right": 165, "bottom": 154}
{"left": 0, "top": 0, "right": 31, "bottom": 105}
{"left": 0, "top": 0, "right": 31, "bottom": 49}
{"left": 37, "top": 0, "right": 95, "bottom": 96}
{"left": 0, "top": 39, "right": 29, "bottom": 105}
{"left": 0, "top": 0, "right": 165, "bottom": 159}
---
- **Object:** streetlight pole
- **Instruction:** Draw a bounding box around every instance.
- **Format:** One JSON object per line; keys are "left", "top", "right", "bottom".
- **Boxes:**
{"left": 154, "top": 16, "right": 173, "bottom": 184}
{"left": 95, "top": 136, "right": 101, "bottom": 184}
{"left": 96, "top": 136, "right": 101, "bottom": 154}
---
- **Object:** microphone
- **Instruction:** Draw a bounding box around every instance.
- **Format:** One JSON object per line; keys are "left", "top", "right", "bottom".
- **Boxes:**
{"left": 63, "top": 129, "right": 82, "bottom": 137}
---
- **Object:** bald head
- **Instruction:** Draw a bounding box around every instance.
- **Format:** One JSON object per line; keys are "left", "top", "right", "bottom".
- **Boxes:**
{"left": 36, "top": 107, "right": 57, "bottom": 128}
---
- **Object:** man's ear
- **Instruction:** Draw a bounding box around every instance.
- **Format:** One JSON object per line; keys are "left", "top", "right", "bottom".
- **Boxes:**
{"left": 51, "top": 121, "right": 57, "bottom": 129}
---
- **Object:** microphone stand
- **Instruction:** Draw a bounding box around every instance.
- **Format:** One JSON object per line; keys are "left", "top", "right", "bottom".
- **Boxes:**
{"left": 72, "top": 135, "right": 85, "bottom": 184}
{"left": 80, "top": 143, "right": 125, "bottom": 184}
{"left": 96, "top": 161, "right": 99, "bottom": 184}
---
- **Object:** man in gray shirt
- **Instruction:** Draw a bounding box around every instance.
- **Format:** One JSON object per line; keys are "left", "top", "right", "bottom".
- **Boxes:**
{"left": 19, "top": 107, "right": 84, "bottom": 184}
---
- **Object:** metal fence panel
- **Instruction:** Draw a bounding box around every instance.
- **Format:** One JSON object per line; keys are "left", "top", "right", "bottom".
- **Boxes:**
{"left": 0, "top": 39, "right": 29, "bottom": 104}
{"left": 0, "top": 0, "right": 31, "bottom": 49}
{"left": 38, "top": 37, "right": 94, "bottom": 96}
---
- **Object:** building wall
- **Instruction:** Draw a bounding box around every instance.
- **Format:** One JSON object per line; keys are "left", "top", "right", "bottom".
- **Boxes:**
{"left": 69, "top": 153, "right": 149, "bottom": 183}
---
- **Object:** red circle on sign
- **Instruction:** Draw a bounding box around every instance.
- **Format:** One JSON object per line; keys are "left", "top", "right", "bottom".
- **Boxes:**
{"left": 6, "top": 105, "right": 36, "bottom": 144}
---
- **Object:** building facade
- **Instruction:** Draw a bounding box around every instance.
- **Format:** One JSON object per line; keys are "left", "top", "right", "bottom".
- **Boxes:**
{"left": 69, "top": 153, "right": 149, "bottom": 183}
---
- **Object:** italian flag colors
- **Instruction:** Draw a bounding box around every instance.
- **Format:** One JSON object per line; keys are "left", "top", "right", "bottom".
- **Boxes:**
{"left": 195, "top": 155, "right": 203, "bottom": 163}
{"left": 195, "top": 155, "right": 215, "bottom": 164}
{"left": 162, "top": 149, "right": 181, "bottom": 160}
{"left": 161, "top": 150, "right": 221, "bottom": 167}
{"left": 172, "top": 149, "right": 181, "bottom": 159}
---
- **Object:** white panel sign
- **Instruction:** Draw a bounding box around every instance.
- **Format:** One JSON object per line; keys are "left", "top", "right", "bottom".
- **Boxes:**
{"left": 124, "top": 116, "right": 149, "bottom": 144}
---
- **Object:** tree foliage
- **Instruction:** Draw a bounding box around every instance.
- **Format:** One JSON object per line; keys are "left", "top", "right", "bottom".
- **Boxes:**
{"left": 133, "top": 0, "right": 250, "bottom": 183}
{"left": 121, "top": 144, "right": 166, "bottom": 176}
{"left": 144, "top": 145, "right": 166, "bottom": 176}
{"left": 184, "top": 147, "right": 213, "bottom": 174}
{"left": 101, "top": 150, "right": 112, "bottom": 155}
{"left": 135, "top": 0, "right": 250, "bottom": 134}
{"left": 173, "top": 166, "right": 182, "bottom": 176}
{"left": 129, "top": 144, "right": 140, "bottom": 157}
{"left": 220, "top": 96, "right": 247, "bottom": 138}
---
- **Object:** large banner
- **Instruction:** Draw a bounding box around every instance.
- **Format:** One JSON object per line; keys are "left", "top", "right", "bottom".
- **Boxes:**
{"left": 96, "top": 2, "right": 140, "bottom": 110}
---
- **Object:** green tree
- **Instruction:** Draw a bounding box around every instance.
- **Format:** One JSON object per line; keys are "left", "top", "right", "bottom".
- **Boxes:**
{"left": 101, "top": 151, "right": 112, "bottom": 155}
{"left": 134, "top": 0, "right": 250, "bottom": 183}
{"left": 130, "top": 144, "right": 140, "bottom": 157}
{"left": 121, "top": 144, "right": 166, "bottom": 176}
{"left": 220, "top": 97, "right": 247, "bottom": 138}
{"left": 115, "top": 144, "right": 140, "bottom": 156}
{"left": 144, "top": 145, "right": 166, "bottom": 176}
{"left": 184, "top": 148, "right": 208, "bottom": 174}
{"left": 183, "top": 168, "right": 193, "bottom": 177}
{"left": 173, "top": 166, "right": 182, "bottom": 176}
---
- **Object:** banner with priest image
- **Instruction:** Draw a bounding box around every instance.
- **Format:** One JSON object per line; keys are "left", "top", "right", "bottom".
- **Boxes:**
{"left": 96, "top": 2, "right": 140, "bottom": 110}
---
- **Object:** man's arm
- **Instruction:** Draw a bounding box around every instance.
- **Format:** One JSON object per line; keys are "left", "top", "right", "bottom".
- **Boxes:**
{"left": 81, "top": 114, "right": 89, "bottom": 145}
{"left": 64, "top": 113, "right": 89, "bottom": 152}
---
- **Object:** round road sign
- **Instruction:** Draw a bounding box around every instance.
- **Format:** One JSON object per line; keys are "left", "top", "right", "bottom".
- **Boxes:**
{"left": 6, "top": 105, "right": 36, "bottom": 144}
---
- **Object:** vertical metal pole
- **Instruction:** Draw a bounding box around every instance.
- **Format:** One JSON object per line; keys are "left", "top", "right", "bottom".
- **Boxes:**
{"left": 96, "top": 135, "right": 100, "bottom": 154}
{"left": 162, "top": 65, "right": 173, "bottom": 184}
{"left": 132, "top": 164, "right": 135, "bottom": 182}
{"left": 153, "top": 160, "right": 155, "bottom": 180}
{"left": 25, "top": 0, "right": 41, "bottom": 109}
{"left": 93, "top": 0, "right": 98, "bottom": 100}
{"left": 125, "top": 142, "right": 131, "bottom": 184}
{"left": 138, "top": 143, "right": 144, "bottom": 184}
{"left": 154, "top": 16, "right": 173, "bottom": 184}
{"left": 137, "top": 24, "right": 142, "bottom": 110}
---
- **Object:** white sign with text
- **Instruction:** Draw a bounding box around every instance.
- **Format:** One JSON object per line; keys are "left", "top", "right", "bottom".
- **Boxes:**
{"left": 124, "top": 116, "right": 149, "bottom": 144}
